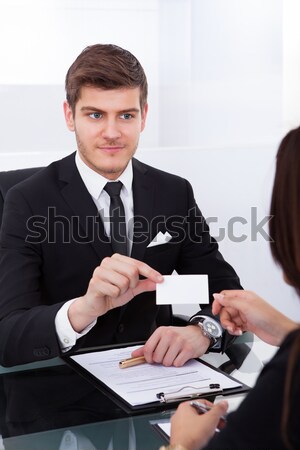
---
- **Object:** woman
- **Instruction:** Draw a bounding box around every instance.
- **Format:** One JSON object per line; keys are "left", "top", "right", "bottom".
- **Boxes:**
{"left": 160, "top": 127, "right": 300, "bottom": 450}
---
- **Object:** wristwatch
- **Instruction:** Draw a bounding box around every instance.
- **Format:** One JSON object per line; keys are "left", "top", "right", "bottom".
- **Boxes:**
{"left": 190, "top": 315, "right": 223, "bottom": 350}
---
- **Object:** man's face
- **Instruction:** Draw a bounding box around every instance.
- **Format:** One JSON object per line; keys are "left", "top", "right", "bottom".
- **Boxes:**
{"left": 64, "top": 86, "right": 148, "bottom": 179}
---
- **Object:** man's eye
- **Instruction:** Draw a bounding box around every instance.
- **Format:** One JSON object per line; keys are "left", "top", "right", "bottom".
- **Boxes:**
{"left": 120, "top": 113, "right": 133, "bottom": 120}
{"left": 89, "top": 113, "right": 102, "bottom": 119}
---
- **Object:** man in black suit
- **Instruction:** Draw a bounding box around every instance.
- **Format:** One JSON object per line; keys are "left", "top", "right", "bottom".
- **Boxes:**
{"left": 0, "top": 44, "right": 242, "bottom": 367}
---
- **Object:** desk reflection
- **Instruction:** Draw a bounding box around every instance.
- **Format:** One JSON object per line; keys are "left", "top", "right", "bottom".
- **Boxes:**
{"left": 0, "top": 365, "right": 166, "bottom": 450}
{"left": 0, "top": 335, "right": 263, "bottom": 450}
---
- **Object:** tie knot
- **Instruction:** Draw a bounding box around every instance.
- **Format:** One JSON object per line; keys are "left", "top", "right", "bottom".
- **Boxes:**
{"left": 104, "top": 181, "right": 123, "bottom": 197}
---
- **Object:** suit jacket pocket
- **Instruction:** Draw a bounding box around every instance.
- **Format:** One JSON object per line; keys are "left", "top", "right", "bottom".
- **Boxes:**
{"left": 144, "top": 242, "right": 180, "bottom": 274}
{"left": 145, "top": 242, "right": 174, "bottom": 256}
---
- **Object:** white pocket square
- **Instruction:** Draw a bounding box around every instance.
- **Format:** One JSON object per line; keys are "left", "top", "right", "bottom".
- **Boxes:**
{"left": 147, "top": 231, "right": 172, "bottom": 248}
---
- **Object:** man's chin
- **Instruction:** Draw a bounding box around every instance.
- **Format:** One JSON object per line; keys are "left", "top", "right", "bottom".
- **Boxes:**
{"left": 93, "top": 163, "right": 129, "bottom": 179}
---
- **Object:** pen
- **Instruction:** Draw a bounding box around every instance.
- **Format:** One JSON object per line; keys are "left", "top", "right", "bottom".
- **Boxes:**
{"left": 119, "top": 355, "right": 146, "bottom": 369}
{"left": 190, "top": 401, "right": 227, "bottom": 432}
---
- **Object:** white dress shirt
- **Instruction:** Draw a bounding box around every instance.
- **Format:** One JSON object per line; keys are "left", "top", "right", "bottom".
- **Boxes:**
{"left": 55, "top": 152, "right": 134, "bottom": 351}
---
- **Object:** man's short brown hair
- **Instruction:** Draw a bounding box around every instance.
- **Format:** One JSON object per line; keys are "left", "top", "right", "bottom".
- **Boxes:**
{"left": 65, "top": 44, "right": 148, "bottom": 113}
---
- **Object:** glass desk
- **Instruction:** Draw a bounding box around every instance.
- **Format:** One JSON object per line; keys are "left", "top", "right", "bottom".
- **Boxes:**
{"left": 0, "top": 335, "right": 276, "bottom": 450}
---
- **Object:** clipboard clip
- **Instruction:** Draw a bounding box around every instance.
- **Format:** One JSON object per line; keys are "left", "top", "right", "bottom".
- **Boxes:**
{"left": 156, "top": 383, "right": 222, "bottom": 403}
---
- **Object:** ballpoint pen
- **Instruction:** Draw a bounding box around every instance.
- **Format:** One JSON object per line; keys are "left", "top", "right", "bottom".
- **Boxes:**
{"left": 119, "top": 355, "right": 146, "bottom": 369}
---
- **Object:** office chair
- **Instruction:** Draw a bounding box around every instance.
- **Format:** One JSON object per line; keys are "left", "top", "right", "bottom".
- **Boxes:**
{"left": 0, "top": 166, "right": 43, "bottom": 438}
{"left": 0, "top": 167, "right": 43, "bottom": 227}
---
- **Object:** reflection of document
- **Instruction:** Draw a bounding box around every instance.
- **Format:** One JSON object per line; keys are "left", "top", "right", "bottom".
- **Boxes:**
{"left": 70, "top": 346, "right": 242, "bottom": 407}
{"left": 150, "top": 419, "right": 171, "bottom": 441}
{"left": 156, "top": 421, "right": 170, "bottom": 437}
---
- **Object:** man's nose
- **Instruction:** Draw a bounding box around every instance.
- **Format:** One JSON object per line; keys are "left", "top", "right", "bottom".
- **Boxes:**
{"left": 101, "top": 119, "right": 122, "bottom": 140}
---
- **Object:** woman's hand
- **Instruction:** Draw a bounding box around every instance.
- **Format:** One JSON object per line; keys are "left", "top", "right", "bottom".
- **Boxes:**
{"left": 169, "top": 400, "right": 228, "bottom": 450}
{"left": 213, "top": 290, "right": 298, "bottom": 346}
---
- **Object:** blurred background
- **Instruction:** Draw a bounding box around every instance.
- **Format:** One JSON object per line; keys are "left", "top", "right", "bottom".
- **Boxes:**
{"left": 1, "top": 0, "right": 300, "bottom": 319}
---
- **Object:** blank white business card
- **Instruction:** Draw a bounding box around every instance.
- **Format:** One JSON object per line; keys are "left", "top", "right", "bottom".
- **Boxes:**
{"left": 156, "top": 274, "right": 209, "bottom": 305}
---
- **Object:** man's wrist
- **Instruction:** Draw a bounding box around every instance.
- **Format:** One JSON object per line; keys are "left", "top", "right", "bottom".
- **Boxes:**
{"left": 189, "top": 314, "right": 223, "bottom": 351}
{"left": 68, "top": 296, "right": 99, "bottom": 333}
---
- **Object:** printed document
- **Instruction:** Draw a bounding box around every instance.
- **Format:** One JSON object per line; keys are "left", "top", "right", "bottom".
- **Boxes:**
{"left": 70, "top": 345, "right": 242, "bottom": 407}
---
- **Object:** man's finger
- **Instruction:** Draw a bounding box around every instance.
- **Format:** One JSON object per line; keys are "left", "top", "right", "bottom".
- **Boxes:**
{"left": 112, "top": 254, "right": 164, "bottom": 283}
{"left": 131, "top": 346, "right": 144, "bottom": 358}
{"left": 132, "top": 279, "right": 157, "bottom": 296}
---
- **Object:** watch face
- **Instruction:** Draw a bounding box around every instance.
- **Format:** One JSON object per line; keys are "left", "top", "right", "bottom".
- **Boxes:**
{"left": 203, "top": 319, "right": 222, "bottom": 338}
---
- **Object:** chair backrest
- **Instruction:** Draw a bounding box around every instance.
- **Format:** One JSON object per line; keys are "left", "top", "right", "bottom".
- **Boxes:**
{"left": 0, "top": 167, "right": 43, "bottom": 227}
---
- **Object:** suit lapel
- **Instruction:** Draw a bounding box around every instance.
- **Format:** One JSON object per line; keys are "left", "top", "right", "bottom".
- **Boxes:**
{"left": 130, "top": 158, "right": 155, "bottom": 261}
{"left": 57, "top": 153, "right": 112, "bottom": 261}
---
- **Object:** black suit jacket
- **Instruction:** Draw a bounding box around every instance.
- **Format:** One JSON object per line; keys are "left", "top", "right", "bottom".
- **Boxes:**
{"left": 0, "top": 153, "right": 241, "bottom": 366}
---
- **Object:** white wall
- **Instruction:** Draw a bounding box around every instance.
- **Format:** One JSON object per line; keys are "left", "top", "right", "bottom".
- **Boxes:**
{"left": 138, "top": 145, "right": 300, "bottom": 320}
{"left": 1, "top": 0, "right": 300, "bottom": 320}
{"left": 283, "top": 0, "right": 300, "bottom": 131}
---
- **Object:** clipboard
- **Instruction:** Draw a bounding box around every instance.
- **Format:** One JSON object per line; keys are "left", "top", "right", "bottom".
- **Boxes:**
{"left": 61, "top": 342, "right": 250, "bottom": 414}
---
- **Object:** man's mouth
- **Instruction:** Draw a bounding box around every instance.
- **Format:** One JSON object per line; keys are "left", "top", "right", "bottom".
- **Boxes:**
{"left": 97, "top": 146, "right": 124, "bottom": 153}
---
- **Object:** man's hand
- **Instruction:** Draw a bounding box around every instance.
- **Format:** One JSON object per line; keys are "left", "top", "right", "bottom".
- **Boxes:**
{"left": 131, "top": 325, "right": 211, "bottom": 367}
{"left": 170, "top": 400, "right": 228, "bottom": 450}
{"left": 68, "top": 254, "right": 163, "bottom": 332}
{"left": 213, "top": 290, "right": 298, "bottom": 346}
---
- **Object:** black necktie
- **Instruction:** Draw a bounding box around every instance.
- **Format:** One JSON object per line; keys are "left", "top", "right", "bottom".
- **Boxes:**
{"left": 103, "top": 181, "right": 128, "bottom": 255}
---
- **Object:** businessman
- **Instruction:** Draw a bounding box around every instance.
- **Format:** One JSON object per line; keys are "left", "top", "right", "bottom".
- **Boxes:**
{"left": 0, "top": 44, "right": 242, "bottom": 367}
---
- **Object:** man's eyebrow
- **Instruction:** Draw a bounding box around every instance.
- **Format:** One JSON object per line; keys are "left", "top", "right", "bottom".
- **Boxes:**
{"left": 119, "top": 108, "right": 140, "bottom": 113}
{"left": 80, "top": 106, "right": 140, "bottom": 113}
{"left": 80, "top": 106, "right": 103, "bottom": 113}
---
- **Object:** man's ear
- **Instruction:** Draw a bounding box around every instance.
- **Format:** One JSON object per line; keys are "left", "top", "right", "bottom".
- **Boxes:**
{"left": 63, "top": 101, "right": 75, "bottom": 131}
{"left": 141, "top": 103, "right": 148, "bottom": 132}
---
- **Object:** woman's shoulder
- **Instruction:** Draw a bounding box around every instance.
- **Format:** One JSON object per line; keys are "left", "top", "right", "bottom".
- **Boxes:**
{"left": 260, "top": 327, "right": 300, "bottom": 377}
{"left": 270, "top": 326, "right": 300, "bottom": 377}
